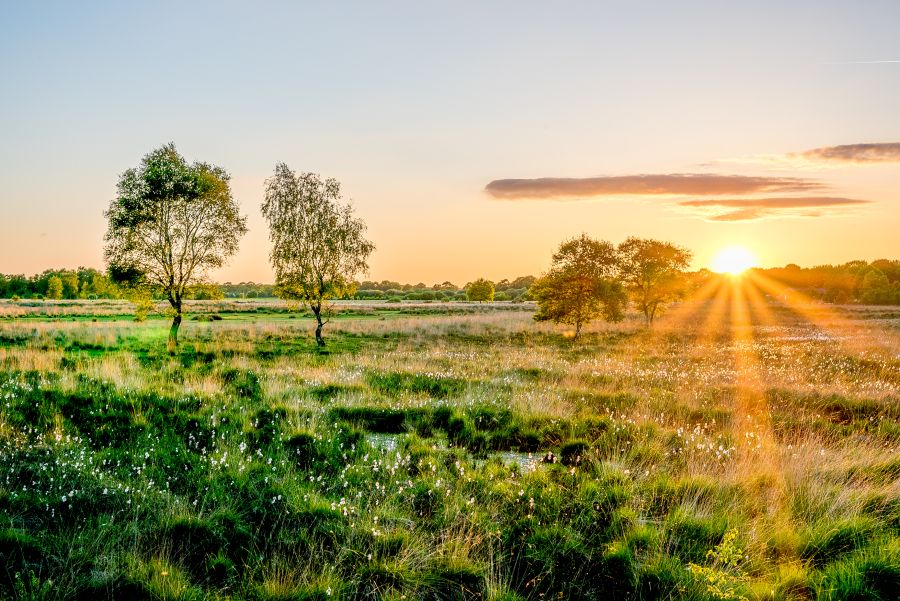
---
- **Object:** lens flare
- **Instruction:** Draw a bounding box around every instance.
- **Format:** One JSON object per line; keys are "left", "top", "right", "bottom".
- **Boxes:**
{"left": 711, "top": 246, "right": 757, "bottom": 275}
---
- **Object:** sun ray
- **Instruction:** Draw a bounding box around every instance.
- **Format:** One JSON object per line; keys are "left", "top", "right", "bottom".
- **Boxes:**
{"left": 654, "top": 274, "right": 725, "bottom": 336}
{"left": 696, "top": 278, "right": 734, "bottom": 346}
{"left": 740, "top": 276, "right": 782, "bottom": 329}
{"left": 745, "top": 270, "right": 889, "bottom": 354}
{"left": 726, "top": 278, "right": 786, "bottom": 513}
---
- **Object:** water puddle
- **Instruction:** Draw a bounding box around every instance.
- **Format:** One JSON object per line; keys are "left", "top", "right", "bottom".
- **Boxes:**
{"left": 366, "top": 433, "right": 400, "bottom": 452}
{"left": 365, "top": 433, "right": 546, "bottom": 472}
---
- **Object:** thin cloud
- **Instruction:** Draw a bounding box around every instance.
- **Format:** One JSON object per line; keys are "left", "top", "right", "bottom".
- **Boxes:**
{"left": 678, "top": 196, "right": 871, "bottom": 222}
{"left": 827, "top": 60, "right": 900, "bottom": 64}
{"left": 484, "top": 174, "right": 823, "bottom": 199}
{"left": 711, "top": 142, "right": 900, "bottom": 168}
{"left": 797, "top": 143, "right": 900, "bottom": 163}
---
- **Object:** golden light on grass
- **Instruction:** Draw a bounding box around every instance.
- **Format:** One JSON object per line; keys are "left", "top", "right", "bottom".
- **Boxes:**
{"left": 710, "top": 246, "right": 758, "bottom": 275}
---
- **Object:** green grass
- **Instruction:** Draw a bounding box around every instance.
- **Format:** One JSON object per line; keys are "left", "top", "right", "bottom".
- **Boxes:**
{"left": 0, "top": 301, "right": 898, "bottom": 599}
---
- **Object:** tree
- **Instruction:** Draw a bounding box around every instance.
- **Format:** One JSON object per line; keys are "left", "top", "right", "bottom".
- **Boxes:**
{"left": 860, "top": 268, "right": 891, "bottom": 305}
{"left": 531, "top": 234, "right": 625, "bottom": 337}
{"left": 261, "top": 164, "right": 375, "bottom": 347}
{"left": 46, "top": 276, "right": 63, "bottom": 300}
{"left": 617, "top": 237, "right": 691, "bottom": 326}
{"left": 104, "top": 143, "right": 247, "bottom": 351}
{"left": 466, "top": 278, "right": 495, "bottom": 302}
{"left": 61, "top": 272, "right": 80, "bottom": 299}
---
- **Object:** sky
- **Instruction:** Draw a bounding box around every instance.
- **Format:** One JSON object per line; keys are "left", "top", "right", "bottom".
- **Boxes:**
{"left": 1, "top": 1, "right": 898, "bottom": 285}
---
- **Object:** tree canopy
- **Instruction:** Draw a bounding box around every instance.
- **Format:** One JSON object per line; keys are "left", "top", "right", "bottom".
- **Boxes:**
{"left": 531, "top": 234, "right": 626, "bottom": 337}
{"left": 617, "top": 237, "right": 692, "bottom": 325}
{"left": 466, "top": 278, "right": 495, "bottom": 302}
{"left": 104, "top": 143, "right": 247, "bottom": 350}
{"left": 261, "top": 164, "right": 375, "bottom": 347}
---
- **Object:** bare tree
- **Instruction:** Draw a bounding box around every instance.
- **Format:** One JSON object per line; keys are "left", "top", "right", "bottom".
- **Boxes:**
{"left": 261, "top": 164, "right": 375, "bottom": 347}
{"left": 104, "top": 143, "right": 247, "bottom": 351}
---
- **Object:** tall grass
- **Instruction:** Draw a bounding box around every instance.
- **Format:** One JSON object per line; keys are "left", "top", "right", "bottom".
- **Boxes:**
{"left": 0, "top": 301, "right": 898, "bottom": 599}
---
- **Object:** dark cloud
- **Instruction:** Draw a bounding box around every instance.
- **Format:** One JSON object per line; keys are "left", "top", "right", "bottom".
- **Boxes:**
{"left": 678, "top": 196, "right": 871, "bottom": 222}
{"left": 798, "top": 143, "right": 900, "bottom": 163}
{"left": 484, "top": 174, "right": 823, "bottom": 199}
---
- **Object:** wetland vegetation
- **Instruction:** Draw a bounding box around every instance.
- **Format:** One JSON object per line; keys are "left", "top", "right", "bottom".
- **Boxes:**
{"left": 1, "top": 299, "right": 898, "bottom": 599}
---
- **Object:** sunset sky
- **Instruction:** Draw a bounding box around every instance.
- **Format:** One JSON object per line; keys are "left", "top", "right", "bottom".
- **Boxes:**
{"left": 1, "top": 1, "right": 898, "bottom": 285}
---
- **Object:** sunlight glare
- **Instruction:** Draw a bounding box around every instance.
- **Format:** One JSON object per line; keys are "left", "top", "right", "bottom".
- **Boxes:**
{"left": 711, "top": 246, "right": 757, "bottom": 275}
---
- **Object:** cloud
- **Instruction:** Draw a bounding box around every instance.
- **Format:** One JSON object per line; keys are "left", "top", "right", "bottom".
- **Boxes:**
{"left": 827, "top": 60, "right": 900, "bottom": 64}
{"left": 797, "top": 143, "right": 900, "bottom": 163}
{"left": 484, "top": 174, "right": 823, "bottom": 199}
{"left": 711, "top": 142, "right": 900, "bottom": 168}
{"left": 677, "top": 196, "right": 871, "bottom": 222}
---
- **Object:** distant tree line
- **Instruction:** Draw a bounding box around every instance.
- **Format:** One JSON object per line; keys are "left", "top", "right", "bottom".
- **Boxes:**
{"left": 0, "top": 268, "right": 120, "bottom": 300}
{"left": 5, "top": 262, "right": 900, "bottom": 307}
{"left": 353, "top": 276, "right": 535, "bottom": 302}
{"left": 0, "top": 272, "right": 534, "bottom": 303}
{"left": 752, "top": 260, "right": 900, "bottom": 305}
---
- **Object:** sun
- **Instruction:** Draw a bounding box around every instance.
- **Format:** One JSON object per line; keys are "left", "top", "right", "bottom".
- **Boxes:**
{"left": 711, "top": 246, "right": 757, "bottom": 275}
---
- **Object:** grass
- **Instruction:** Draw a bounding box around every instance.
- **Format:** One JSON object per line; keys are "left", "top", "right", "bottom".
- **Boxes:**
{"left": 0, "top": 299, "right": 898, "bottom": 599}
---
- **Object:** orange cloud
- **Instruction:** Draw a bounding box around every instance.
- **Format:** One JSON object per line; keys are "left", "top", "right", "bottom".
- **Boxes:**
{"left": 678, "top": 196, "right": 871, "bottom": 222}
{"left": 484, "top": 174, "right": 823, "bottom": 199}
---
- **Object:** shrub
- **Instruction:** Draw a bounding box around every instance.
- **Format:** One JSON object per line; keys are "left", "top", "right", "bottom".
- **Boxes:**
{"left": 686, "top": 528, "right": 749, "bottom": 601}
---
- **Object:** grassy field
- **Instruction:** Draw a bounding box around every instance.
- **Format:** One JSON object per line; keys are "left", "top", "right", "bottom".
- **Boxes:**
{"left": 0, "top": 298, "right": 898, "bottom": 600}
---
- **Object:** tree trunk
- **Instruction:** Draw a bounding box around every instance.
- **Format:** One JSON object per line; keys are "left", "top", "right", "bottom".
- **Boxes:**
{"left": 169, "top": 311, "right": 181, "bottom": 354}
{"left": 311, "top": 305, "right": 326, "bottom": 347}
{"left": 574, "top": 320, "right": 582, "bottom": 339}
{"left": 168, "top": 307, "right": 182, "bottom": 353}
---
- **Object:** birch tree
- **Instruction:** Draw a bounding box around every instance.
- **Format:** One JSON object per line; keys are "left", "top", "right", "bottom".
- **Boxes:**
{"left": 261, "top": 164, "right": 374, "bottom": 347}
{"left": 104, "top": 144, "right": 247, "bottom": 351}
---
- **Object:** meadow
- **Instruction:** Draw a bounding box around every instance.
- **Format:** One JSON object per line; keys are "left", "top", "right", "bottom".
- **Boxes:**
{"left": 0, "top": 297, "right": 898, "bottom": 600}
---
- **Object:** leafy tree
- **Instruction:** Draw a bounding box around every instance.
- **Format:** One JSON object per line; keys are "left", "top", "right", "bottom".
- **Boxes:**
{"left": 531, "top": 234, "right": 625, "bottom": 337}
{"left": 104, "top": 143, "right": 247, "bottom": 351}
{"left": 617, "top": 237, "right": 691, "bottom": 326}
{"left": 466, "top": 278, "right": 495, "bottom": 302}
{"left": 261, "top": 164, "right": 375, "bottom": 347}
{"left": 46, "top": 276, "right": 63, "bottom": 300}
{"left": 186, "top": 283, "right": 225, "bottom": 300}
{"left": 61, "top": 272, "right": 80, "bottom": 299}
{"left": 860, "top": 268, "right": 892, "bottom": 305}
